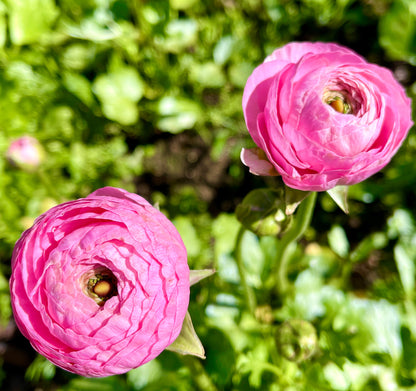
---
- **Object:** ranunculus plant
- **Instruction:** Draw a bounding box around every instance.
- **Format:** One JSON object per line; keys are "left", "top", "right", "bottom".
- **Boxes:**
{"left": 10, "top": 187, "right": 209, "bottom": 377}
{"left": 241, "top": 42, "right": 413, "bottom": 191}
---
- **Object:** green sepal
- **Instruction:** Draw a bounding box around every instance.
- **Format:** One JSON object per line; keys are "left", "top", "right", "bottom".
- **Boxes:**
{"left": 189, "top": 269, "right": 215, "bottom": 286}
{"left": 166, "top": 312, "right": 205, "bottom": 359}
{"left": 327, "top": 185, "right": 349, "bottom": 214}
{"left": 284, "top": 188, "right": 311, "bottom": 215}
{"left": 235, "top": 188, "right": 289, "bottom": 236}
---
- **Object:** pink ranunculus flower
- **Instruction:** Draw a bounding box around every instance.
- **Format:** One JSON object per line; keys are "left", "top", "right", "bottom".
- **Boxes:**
{"left": 10, "top": 187, "right": 190, "bottom": 377}
{"left": 241, "top": 42, "right": 413, "bottom": 191}
{"left": 6, "top": 136, "right": 45, "bottom": 171}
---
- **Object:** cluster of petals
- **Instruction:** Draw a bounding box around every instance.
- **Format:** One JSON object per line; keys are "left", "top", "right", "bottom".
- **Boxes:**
{"left": 9, "top": 187, "right": 190, "bottom": 377}
{"left": 241, "top": 41, "right": 413, "bottom": 191}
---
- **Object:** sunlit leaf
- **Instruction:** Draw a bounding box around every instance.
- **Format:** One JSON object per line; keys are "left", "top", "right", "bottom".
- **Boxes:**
{"left": 7, "top": 0, "right": 58, "bottom": 45}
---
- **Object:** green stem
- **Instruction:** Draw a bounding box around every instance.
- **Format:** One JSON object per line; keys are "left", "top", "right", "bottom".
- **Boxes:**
{"left": 235, "top": 226, "right": 257, "bottom": 314}
{"left": 183, "top": 356, "right": 218, "bottom": 391}
{"left": 276, "top": 192, "right": 317, "bottom": 295}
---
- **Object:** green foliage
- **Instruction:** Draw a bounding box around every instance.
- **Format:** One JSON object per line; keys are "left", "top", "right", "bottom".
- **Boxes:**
{"left": 1, "top": 1, "right": 416, "bottom": 391}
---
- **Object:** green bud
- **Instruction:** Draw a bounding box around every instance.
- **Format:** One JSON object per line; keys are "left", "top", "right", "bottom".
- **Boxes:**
{"left": 276, "top": 319, "right": 318, "bottom": 362}
{"left": 236, "top": 188, "right": 290, "bottom": 236}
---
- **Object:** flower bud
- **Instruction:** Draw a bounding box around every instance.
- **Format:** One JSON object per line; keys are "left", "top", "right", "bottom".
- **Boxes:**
{"left": 276, "top": 319, "right": 318, "bottom": 362}
{"left": 6, "top": 136, "right": 45, "bottom": 171}
{"left": 236, "top": 188, "right": 290, "bottom": 236}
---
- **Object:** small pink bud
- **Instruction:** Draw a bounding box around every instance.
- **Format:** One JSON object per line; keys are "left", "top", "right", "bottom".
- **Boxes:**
{"left": 6, "top": 136, "right": 45, "bottom": 171}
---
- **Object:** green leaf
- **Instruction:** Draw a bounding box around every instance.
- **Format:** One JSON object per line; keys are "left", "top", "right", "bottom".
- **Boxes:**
{"left": 170, "top": 0, "right": 199, "bottom": 10}
{"left": 394, "top": 243, "right": 415, "bottom": 297}
{"left": 173, "top": 216, "right": 202, "bottom": 258}
{"left": 228, "top": 62, "right": 255, "bottom": 88}
{"left": 349, "top": 232, "right": 388, "bottom": 263}
{"left": 127, "top": 360, "right": 163, "bottom": 390}
{"left": 0, "top": 1, "right": 7, "bottom": 47}
{"left": 161, "top": 19, "right": 198, "bottom": 53}
{"left": 25, "top": 355, "right": 55, "bottom": 383}
{"left": 156, "top": 96, "right": 201, "bottom": 133}
{"left": 61, "top": 376, "right": 128, "bottom": 391}
{"left": 7, "top": 0, "right": 58, "bottom": 45}
{"left": 189, "top": 62, "right": 226, "bottom": 88}
{"left": 379, "top": 0, "right": 416, "bottom": 64}
{"left": 323, "top": 362, "right": 350, "bottom": 391}
{"left": 328, "top": 225, "right": 349, "bottom": 258}
{"left": 63, "top": 72, "right": 95, "bottom": 107}
{"left": 213, "top": 36, "right": 235, "bottom": 65}
{"left": 92, "top": 64, "right": 144, "bottom": 125}
{"left": 166, "top": 312, "right": 205, "bottom": 358}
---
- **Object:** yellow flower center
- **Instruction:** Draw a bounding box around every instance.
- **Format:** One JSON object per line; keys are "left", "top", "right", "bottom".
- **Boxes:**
{"left": 93, "top": 280, "right": 113, "bottom": 297}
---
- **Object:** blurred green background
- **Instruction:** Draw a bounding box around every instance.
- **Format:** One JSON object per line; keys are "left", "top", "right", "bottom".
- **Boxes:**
{"left": 1, "top": 0, "right": 416, "bottom": 390}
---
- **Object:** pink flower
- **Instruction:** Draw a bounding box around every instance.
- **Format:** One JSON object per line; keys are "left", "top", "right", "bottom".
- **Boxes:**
{"left": 9, "top": 187, "right": 190, "bottom": 377}
{"left": 6, "top": 136, "right": 45, "bottom": 171}
{"left": 241, "top": 42, "right": 413, "bottom": 191}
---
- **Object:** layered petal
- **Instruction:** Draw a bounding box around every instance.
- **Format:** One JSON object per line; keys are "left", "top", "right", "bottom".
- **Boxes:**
{"left": 10, "top": 187, "right": 190, "bottom": 377}
{"left": 242, "top": 41, "right": 413, "bottom": 191}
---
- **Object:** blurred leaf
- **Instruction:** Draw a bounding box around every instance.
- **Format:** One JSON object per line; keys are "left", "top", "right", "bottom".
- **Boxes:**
{"left": 241, "top": 230, "right": 264, "bottom": 288}
{"left": 349, "top": 232, "right": 388, "bottom": 263}
{"left": 379, "top": 0, "right": 416, "bottom": 64}
{"left": 387, "top": 209, "right": 415, "bottom": 239}
{"left": 0, "top": 1, "right": 6, "bottom": 47}
{"left": 25, "top": 355, "right": 55, "bottom": 383}
{"left": 228, "top": 62, "right": 254, "bottom": 88}
{"left": 190, "top": 62, "right": 226, "bottom": 88}
{"left": 323, "top": 362, "right": 350, "bottom": 391}
{"left": 170, "top": 0, "right": 199, "bottom": 10}
{"left": 394, "top": 243, "right": 416, "bottom": 297}
{"left": 203, "top": 328, "right": 236, "bottom": 387}
{"left": 61, "top": 376, "right": 129, "bottom": 391}
{"left": 63, "top": 72, "right": 95, "bottom": 107}
{"left": 332, "top": 298, "right": 402, "bottom": 363}
{"left": 62, "top": 10, "right": 122, "bottom": 41}
{"left": 7, "top": 0, "right": 58, "bottom": 45}
{"left": 173, "top": 216, "right": 202, "bottom": 258}
{"left": 212, "top": 213, "right": 240, "bottom": 284}
{"left": 93, "top": 62, "right": 144, "bottom": 125}
{"left": 156, "top": 96, "right": 201, "bottom": 133}
{"left": 127, "top": 360, "right": 163, "bottom": 390}
{"left": 328, "top": 225, "right": 349, "bottom": 258}
{"left": 213, "top": 36, "right": 235, "bottom": 65}
{"left": 160, "top": 19, "right": 198, "bottom": 53}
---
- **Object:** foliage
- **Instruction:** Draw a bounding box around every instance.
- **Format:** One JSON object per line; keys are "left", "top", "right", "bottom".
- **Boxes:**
{"left": 1, "top": 0, "right": 416, "bottom": 390}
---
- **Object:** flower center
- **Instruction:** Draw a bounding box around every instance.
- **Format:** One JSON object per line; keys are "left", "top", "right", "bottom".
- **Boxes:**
{"left": 83, "top": 267, "right": 118, "bottom": 306}
{"left": 323, "top": 91, "right": 353, "bottom": 114}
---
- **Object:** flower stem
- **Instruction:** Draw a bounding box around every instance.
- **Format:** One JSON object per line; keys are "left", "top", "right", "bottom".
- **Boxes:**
{"left": 276, "top": 191, "right": 317, "bottom": 295}
{"left": 235, "top": 226, "right": 257, "bottom": 314}
{"left": 184, "top": 356, "right": 218, "bottom": 391}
